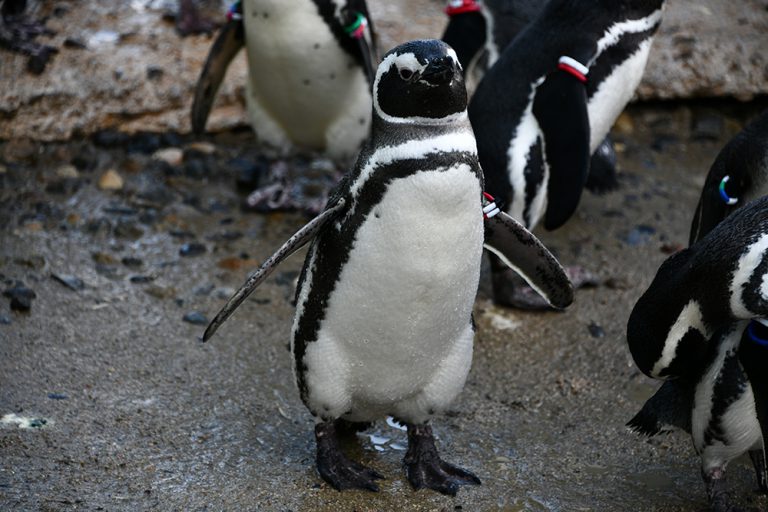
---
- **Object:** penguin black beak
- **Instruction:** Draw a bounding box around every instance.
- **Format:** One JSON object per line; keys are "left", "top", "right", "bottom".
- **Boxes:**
{"left": 421, "top": 56, "right": 457, "bottom": 85}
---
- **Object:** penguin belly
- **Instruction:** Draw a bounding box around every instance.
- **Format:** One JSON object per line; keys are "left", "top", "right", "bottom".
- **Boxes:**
{"left": 242, "top": 0, "right": 371, "bottom": 160}
{"left": 691, "top": 325, "right": 762, "bottom": 472}
{"left": 587, "top": 40, "right": 653, "bottom": 152}
{"left": 301, "top": 165, "right": 484, "bottom": 423}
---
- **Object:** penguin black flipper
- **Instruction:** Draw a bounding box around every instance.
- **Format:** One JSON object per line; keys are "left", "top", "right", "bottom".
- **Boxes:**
{"left": 484, "top": 210, "right": 574, "bottom": 309}
{"left": 532, "top": 68, "right": 590, "bottom": 231}
{"left": 202, "top": 197, "right": 348, "bottom": 342}
{"left": 627, "top": 380, "right": 693, "bottom": 436}
{"left": 191, "top": 8, "right": 245, "bottom": 135}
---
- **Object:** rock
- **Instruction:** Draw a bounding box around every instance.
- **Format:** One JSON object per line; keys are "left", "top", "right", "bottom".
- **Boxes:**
{"left": 145, "top": 284, "right": 177, "bottom": 299}
{"left": 183, "top": 311, "right": 208, "bottom": 325}
{"left": 0, "top": 314, "right": 10, "bottom": 325}
{"left": 623, "top": 225, "right": 656, "bottom": 246}
{"left": 152, "top": 148, "right": 184, "bottom": 167}
{"left": 588, "top": 322, "right": 605, "bottom": 339}
{"left": 185, "top": 142, "right": 216, "bottom": 155}
{"left": 92, "top": 252, "right": 118, "bottom": 265}
{"left": 2, "top": 138, "right": 37, "bottom": 163}
{"left": 47, "top": 393, "right": 68, "bottom": 400}
{"left": 691, "top": 111, "right": 725, "bottom": 141}
{"left": 98, "top": 169, "right": 124, "bottom": 191}
{"left": 51, "top": 273, "right": 85, "bottom": 291}
{"left": 3, "top": 285, "right": 36, "bottom": 312}
{"left": 179, "top": 242, "right": 206, "bottom": 257}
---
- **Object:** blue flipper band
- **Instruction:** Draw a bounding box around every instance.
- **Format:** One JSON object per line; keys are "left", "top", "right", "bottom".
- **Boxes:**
{"left": 719, "top": 175, "right": 738, "bottom": 206}
{"left": 747, "top": 320, "right": 768, "bottom": 348}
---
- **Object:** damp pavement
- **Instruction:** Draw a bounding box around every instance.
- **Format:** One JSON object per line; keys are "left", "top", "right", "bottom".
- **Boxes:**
{"left": 2, "top": 101, "right": 768, "bottom": 511}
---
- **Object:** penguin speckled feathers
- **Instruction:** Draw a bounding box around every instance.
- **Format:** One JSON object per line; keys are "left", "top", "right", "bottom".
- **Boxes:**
{"left": 204, "top": 39, "right": 572, "bottom": 494}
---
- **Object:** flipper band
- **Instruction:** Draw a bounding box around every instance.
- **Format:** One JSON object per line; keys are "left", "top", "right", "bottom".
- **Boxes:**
{"left": 445, "top": 0, "right": 482, "bottom": 16}
{"left": 558, "top": 56, "right": 588, "bottom": 83}
{"left": 344, "top": 12, "right": 368, "bottom": 39}
{"left": 227, "top": 1, "right": 242, "bottom": 21}
{"left": 747, "top": 320, "right": 768, "bottom": 348}
{"left": 718, "top": 175, "right": 738, "bottom": 205}
{"left": 482, "top": 192, "right": 500, "bottom": 219}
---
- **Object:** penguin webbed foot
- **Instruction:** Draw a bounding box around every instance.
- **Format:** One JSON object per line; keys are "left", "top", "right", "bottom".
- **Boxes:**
{"left": 491, "top": 265, "right": 598, "bottom": 311}
{"left": 703, "top": 467, "right": 748, "bottom": 512}
{"left": 174, "top": 0, "right": 219, "bottom": 36}
{"left": 315, "top": 421, "right": 384, "bottom": 492}
{"left": 0, "top": 9, "right": 57, "bottom": 74}
{"left": 244, "top": 159, "right": 337, "bottom": 215}
{"left": 404, "top": 423, "right": 480, "bottom": 496}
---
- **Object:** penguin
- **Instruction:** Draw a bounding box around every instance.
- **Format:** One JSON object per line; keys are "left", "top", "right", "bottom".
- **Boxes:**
{"left": 0, "top": 0, "right": 58, "bottom": 74}
{"left": 467, "top": 0, "right": 665, "bottom": 309}
{"left": 441, "top": 0, "right": 620, "bottom": 194}
{"left": 689, "top": 110, "right": 768, "bottom": 245}
{"left": 626, "top": 195, "right": 768, "bottom": 511}
{"left": 203, "top": 39, "right": 573, "bottom": 494}
{"left": 191, "top": 0, "right": 376, "bottom": 162}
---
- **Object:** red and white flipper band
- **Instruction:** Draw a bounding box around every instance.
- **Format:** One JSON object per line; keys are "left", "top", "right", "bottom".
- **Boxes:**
{"left": 445, "top": 0, "right": 482, "bottom": 16}
{"left": 558, "top": 56, "right": 588, "bottom": 83}
{"left": 482, "top": 192, "right": 500, "bottom": 219}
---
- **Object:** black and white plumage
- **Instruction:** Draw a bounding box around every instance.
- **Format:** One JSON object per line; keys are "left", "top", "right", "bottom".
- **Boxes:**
{"left": 627, "top": 195, "right": 768, "bottom": 511}
{"left": 689, "top": 110, "right": 768, "bottom": 245}
{"left": 464, "top": 0, "right": 664, "bottom": 308}
{"left": 204, "top": 39, "right": 573, "bottom": 495}
{"left": 191, "top": 0, "right": 377, "bottom": 164}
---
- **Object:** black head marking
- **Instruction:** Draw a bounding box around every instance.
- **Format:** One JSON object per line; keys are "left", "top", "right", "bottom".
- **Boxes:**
{"left": 373, "top": 39, "right": 467, "bottom": 123}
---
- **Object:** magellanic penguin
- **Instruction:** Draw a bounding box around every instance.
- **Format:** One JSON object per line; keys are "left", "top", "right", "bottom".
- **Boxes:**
{"left": 191, "top": 0, "right": 377, "bottom": 164}
{"left": 689, "top": 110, "right": 768, "bottom": 245}
{"left": 203, "top": 39, "right": 573, "bottom": 494}
{"left": 627, "top": 195, "right": 768, "bottom": 511}
{"left": 441, "top": 0, "right": 620, "bottom": 194}
{"left": 467, "top": 0, "right": 665, "bottom": 309}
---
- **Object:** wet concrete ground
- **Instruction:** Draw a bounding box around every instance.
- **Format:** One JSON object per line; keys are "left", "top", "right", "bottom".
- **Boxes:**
{"left": 2, "top": 100, "right": 768, "bottom": 511}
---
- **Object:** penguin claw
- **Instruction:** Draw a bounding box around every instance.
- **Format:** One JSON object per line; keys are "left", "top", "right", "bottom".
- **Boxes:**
{"left": 404, "top": 424, "right": 480, "bottom": 496}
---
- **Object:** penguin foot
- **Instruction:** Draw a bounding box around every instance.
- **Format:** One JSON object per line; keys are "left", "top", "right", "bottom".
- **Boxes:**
{"left": 703, "top": 467, "right": 745, "bottom": 512}
{"left": 749, "top": 450, "right": 768, "bottom": 493}
{"left": 403, "top": 423, "right": 480, "bottom": 496}
{"left": 244, "top": 160, "right": 336, "bottom": 215}
{"left": 491, "top": 265, "right": 598, "bottom": 310}
{"left": 0, "top": 10, "right": 57, "bottom": 74}
{"left": 315, "top": 421, "right": 384, "bottom": 492}
{"left": 175, "top": 0, "right": 219, "bottom": 36}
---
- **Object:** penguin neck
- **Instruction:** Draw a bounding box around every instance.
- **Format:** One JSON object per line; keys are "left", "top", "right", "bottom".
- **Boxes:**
{"left": 370, "top": 111, "right": 473, "bottom": 143}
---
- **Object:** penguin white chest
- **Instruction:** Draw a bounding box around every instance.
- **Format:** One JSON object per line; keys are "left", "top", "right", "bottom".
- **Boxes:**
{"left": 588, "top": 40, "right": 653, "bottom": 151}
{"left": 242, "top": 0, "right": 371, "bottom": 157}
{"left": 319, "top": 165, "right": 483, "bottom": 408}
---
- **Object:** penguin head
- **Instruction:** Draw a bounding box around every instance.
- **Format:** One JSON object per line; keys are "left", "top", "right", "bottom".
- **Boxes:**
{"left": 373, "top": 39, "right": 467, "bottom": 124}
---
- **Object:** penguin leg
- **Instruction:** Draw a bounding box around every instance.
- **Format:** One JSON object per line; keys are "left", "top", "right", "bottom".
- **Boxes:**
{"left": 315, "top": 420, "right": 384, "bottom": 492}
{"left": 0, "top": 0, "right": 57, "bottom": 74}
{"left": 749, "top": 450, "right": 768, "bottom": 494}
{"left": 175, "top": 0, "right": 218, "bottom": 36}
{"left": 403, "top": 423, "right": 480, "bottom": 496}
{"left": 489, "top": 254, "right": 597, "bottom": 310}
{"left": 702, "top": 466, "right": 742, "bottom": 512}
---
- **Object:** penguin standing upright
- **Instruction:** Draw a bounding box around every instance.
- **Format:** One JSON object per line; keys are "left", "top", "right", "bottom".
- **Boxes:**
{"left": 467, "top": 0, "right": 665, "bottom": 309}
{"left": 628, "top": 112, "right": 768, "bottom": 511}
{"left": 191, "top": 0, "right": 377, "bottom": 209}
{"left": 441, "top": 0, "right": 620, "bottom": 194}
{"left": 203, "top": 39, "right": 573, "bottom": 494}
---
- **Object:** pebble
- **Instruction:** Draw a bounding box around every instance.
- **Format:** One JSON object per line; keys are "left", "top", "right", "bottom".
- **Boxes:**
{"left": 121, "top": 257, "right": 144, "bottom": 268}
{"left": 51, "top": 273, "right": 85, "bottom": 291}
{"left": 0, "top": 314, "right": 10, "bottom": 325}
{"left": 3, "top": 285, "right": 36, "bottom": 312}
{"left": 186, "top": 141, "right": 216, "bottom": 155}
{"left": 1, "top": 138, "right": 36, "bottom": 163}
{"left": 92, "top": 252, "right": 118, "bottom": 265}
{"left": 152, "top": 147, "right": 184, "bottom": 167}
{"left": 47, "top": 393, "right": 68, "bottom": 400}
{"left": 129, "top": 275, "right": 155, "bottom": 284}
{"left": 98, "top": 169, "right": 124, "bottom": 191}
{"left": 623, "top": 225, "right": 656, "bottom": 246}
{"left": 56, "top": 165, "right": 80, "bottom": 179}
{"left": 183, "top": 311, "right": 208, "bottom": 325}
{"left": 588, "top": 322, "right": 605, "bottom": 338}
{"left": 145, "top": 284, "right": 177, "bottom": 299}
{"left": 179, "top": 243, "right": 206, "bottom": 257}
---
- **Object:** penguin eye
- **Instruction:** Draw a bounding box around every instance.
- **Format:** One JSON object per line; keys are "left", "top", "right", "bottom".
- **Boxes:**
{"left": 398, "top": 68, "right": 414, "bottom": 81}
